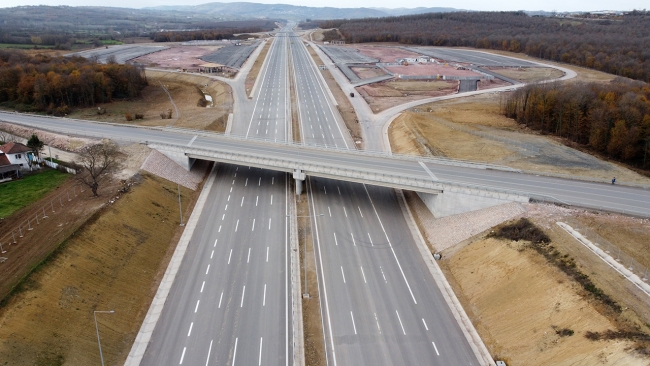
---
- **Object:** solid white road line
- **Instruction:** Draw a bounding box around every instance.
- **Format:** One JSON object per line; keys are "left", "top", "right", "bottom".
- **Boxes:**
{"left": 179, "top": 347, "right": 186, "bottom": 364}
{"left": 432, "top": 342, "right": 440, "bottom": 356}
{"left": 205, "top": 340, "right": 213, "bottom": 366}
{"left": 360, "top": 266, "right": 367, "bottom": 283}
{"left": 263, "top": 284, "right": 267, "bottom": 306}
{"left": 259, "top": 337, "right": 264, "bottom": 365}
{"left": 218, "top": 292, "right": 223, "bottom": 308}
{"left": 351, "top": 311, "right": 357, "bottom": 335}
{"left": 194, "top": 300, "right": 200, "bottom": 313}
{"left": 240, "top": 286, "right": 246, "bottom": 307}
{"left": 232, "top": 338, "right": 238, "bottom": 366}
{"left": 341, "top": 266, "right": 346, "bottom": 283}
{"left": 228, "top": 249, "right": 232, "bottom": 264}
{"left": 187, "top": 322, "right": 193, "bottom": 336}
{"left": 396, "top": 310, "right": 406, "bottom": 335}
{"left": 374, "top": 312, "right": 381, "bottom": 334}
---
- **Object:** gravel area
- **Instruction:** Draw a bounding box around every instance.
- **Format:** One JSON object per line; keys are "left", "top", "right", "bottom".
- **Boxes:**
{"left": 319, "top": 45, "right": 379, "bottom": 64}
{"left": 140, "top": 149, "right": 205, "bottom": 190}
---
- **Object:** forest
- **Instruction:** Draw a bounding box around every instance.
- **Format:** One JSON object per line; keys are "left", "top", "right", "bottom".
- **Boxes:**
{"left": 316, "top": 11, "right": 650, "bottom": 83}
{"left": 0, "top": 50, "right": 147, "bottom": 115}
{"left": 502, "top": 79, "right": 650, "bottom": 168}
{"left": 151, "top": 22, "right": 275, "bottom": 42}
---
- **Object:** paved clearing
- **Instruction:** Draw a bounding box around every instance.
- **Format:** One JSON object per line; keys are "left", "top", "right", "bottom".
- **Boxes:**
{"left": 355, "top": 45, "right": 421, "bottom": 62}
{"left": 485, "top": 67, "right": 565, "bottom": 83}
{"left": 70, "top": 44, "right": 168, "bottom": 64}
{"left": 201, "top": 41, "right": 260, "bottom": 69}
{"left": 319, "top": 45, "right": 378, "bottom": 64}
{"left": 131, "top": 45, "right": 224, "bottom": 71}
{"left": 403, "top": 47, "right": 536, "bottom": 67}
{"left": 356, "top": 80, "right": 458, "bottom": 112}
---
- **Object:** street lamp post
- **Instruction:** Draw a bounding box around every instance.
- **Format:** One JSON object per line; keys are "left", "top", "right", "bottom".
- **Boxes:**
{"left": 288, "top": 213, "right": 323, "bottom": 298}
{"left": 94, "top": 310, "right": 114, "bottom": 366}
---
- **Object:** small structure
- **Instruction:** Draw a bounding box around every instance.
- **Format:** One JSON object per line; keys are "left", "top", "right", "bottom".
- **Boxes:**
{"left": 0, "top": 152, "right": 20, "bottom": 182}
{"left": 331, "top": 40, "right": 345, "bottom": 45}
{"left": 0, "top": 142, "right": 36, "bottom": 170}
{"left": 198, "top": 62, "right": 225, "bottom": 73}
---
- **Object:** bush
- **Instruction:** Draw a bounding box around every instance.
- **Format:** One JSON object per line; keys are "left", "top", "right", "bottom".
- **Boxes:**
{"left": 160, "top": 112, "right": 167, "bottom": 119}
{"left": 197, "top": 98, "right": 208, "bottom": 107}
{"left": 125, "top": 112, "right": 133, "bottom": 121}
{"left": 556, "top": 328, "right": 574, "bottom": 337}
{"left": 491, "top": 218, "right": 550, "bottom": 244}
{"left": 134, "top": 113, "right": 144, "bottom": 120}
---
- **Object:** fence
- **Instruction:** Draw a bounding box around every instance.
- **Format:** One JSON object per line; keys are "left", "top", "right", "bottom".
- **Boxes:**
{"left": 41, "top": 159, "right": 77, "bottom": 174}
{"left": 0, "top": 184, "right": 85, "bottom": 263}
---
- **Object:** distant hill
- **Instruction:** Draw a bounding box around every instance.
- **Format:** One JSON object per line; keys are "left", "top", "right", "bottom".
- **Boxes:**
{"left": 146, "top": 2, "right": 461, "bottom": 20}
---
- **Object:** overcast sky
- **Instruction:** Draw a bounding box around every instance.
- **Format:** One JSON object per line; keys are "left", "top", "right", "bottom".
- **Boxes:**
{"left": 0, "top": 0, "right": 646, "bottom": 12}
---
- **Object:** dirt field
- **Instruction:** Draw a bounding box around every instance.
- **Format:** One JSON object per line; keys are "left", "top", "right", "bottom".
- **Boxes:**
{"left": 388, "top": 95, "right": 650, "bottom": 185}
{"left": 440, "top": 233, "right": 647, "bottom": 366}
{"left": 307, "top": 45, "right": 363, "bottom": 146}
{"left": 246, "top": 39, "right": 273, "bottom": 96}
{"left": 0, "top": 172, "right": 200, "bottom": 365}
{"left": 131, "top": 45, "right": 223, "bottom": 71}
{"left": 351, "top": 66, "right": 387, "bottom": 79}
{"left": 477, "top": 78, "right": 511, "bottom": 90}
{"left": 386, "top": 63, "right": 481, "bottom": 77}
{"left": 354, "top": 45, "right": 421, "bottom": 62}
{"left": 486, "top": 67, "right": 566, "bottom": 83}
{"left": 67, "top": 70, "right": 232, "bottom": 132}
{"left": 357, "top": 80, "right": 458, "bottom": 112}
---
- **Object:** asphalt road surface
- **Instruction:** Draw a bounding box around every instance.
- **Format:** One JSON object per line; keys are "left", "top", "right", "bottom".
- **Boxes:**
{"left": 403, "top": 47, "right": 536, "bottom": 67}
{"left": 141, "top": 27, "right": 294, "bottom": 366}
{"left": 288, "top": 30, "right": 482, "bottom": 365}
{"left": 201, "top": 41, "right": 261, "bottom": 69}
{"left": 70, "top": 45, "right": 168, "bottom": 64}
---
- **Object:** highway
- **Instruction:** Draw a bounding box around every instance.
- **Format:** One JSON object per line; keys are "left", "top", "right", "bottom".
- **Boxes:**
{"left": 140, "top": 27, "right": 294, "bottom": 366}
{"left": 287, "top": 31, "right": 483, "bottom": 365}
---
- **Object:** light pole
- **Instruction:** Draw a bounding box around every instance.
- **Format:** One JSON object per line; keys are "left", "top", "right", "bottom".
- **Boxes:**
{"left": 94, "top": 310, "right": 114, "bottom": 366}
{"left": 288, "top": 213, "right": 323, "bottom": 298}
{"left": 177, "top": 183, "right": 184, "bottom": 227}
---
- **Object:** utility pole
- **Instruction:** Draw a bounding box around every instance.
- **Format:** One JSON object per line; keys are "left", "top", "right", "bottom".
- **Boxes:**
{"left": 177, "top": 183, "right": 184, "bottom": 227}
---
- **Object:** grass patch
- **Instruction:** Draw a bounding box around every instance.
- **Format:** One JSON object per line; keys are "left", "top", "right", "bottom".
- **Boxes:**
{"left": 0, "top": 169, "right": 71, "bottom": 218}
{"left": 0, "top": 43, "right": 54, "bottom": 49}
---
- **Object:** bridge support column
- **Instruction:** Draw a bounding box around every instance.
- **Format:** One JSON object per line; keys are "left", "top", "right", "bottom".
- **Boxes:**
{"left": 293, "top": 169, "right": 306, "bottom": 195}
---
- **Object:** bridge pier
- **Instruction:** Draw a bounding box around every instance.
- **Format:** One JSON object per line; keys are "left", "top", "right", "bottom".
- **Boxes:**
{"left": 293, "top": 169, "right": 306, "bottom": 195}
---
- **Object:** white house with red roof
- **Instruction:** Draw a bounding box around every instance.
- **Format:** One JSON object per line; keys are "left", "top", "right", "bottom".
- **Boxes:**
{"left": 0, "top": 142, "right": 41, "bottom": 182}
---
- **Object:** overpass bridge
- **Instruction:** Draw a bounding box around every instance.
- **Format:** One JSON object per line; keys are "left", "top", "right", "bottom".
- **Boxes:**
{"left": 2, "top": 112, "right": 649, "bottom": 218}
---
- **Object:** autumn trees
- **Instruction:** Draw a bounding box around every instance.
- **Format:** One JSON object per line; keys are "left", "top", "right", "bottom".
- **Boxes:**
{"left": 316, "top": 11, "right": 650, "bottom": 83}
{"left": 503, "top": 79, "right": 650, "bottom": 168}
{"left": 0, "top": 50, "right": 147, "bottom": 115}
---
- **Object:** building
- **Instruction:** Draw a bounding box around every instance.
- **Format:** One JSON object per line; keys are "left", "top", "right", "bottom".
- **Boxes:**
{"left": 0, "top": 142, "right": 38, "bottom": 171}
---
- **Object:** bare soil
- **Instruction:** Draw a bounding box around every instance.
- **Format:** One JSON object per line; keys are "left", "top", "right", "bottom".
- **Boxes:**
{"left": 67, "top": 70, "right": 232, "bottom": 132}
{"left": 0, "top": 172, "right": 201, "bottom": 365}
{"left": 351, "top": 66, "right": 387, "bottom": 79}
{"left": 131, "top": 45, "right": 223, "bottom": 71}
{"left": 246, "top": 39, "right": 273, "bottom": 96}
{"left": 388, "top": 95, "right": 650, "bottom": 185}
{"left": 485, "top": 67, "right": 565, "bottom": 83}
{"left": 386, "top": 63, "right": 481, "bottom": 77}
{"left": 354, "top": 45, "right": 421, "bottom": 62}
{"left": 306, "top": 45, "right": 363, "bottom": 147}
{"left": 357, "top": 80, "right": 458, "bottom": 112}
{"left": 440, "top": 233, "right": 647, "bottom": 366}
